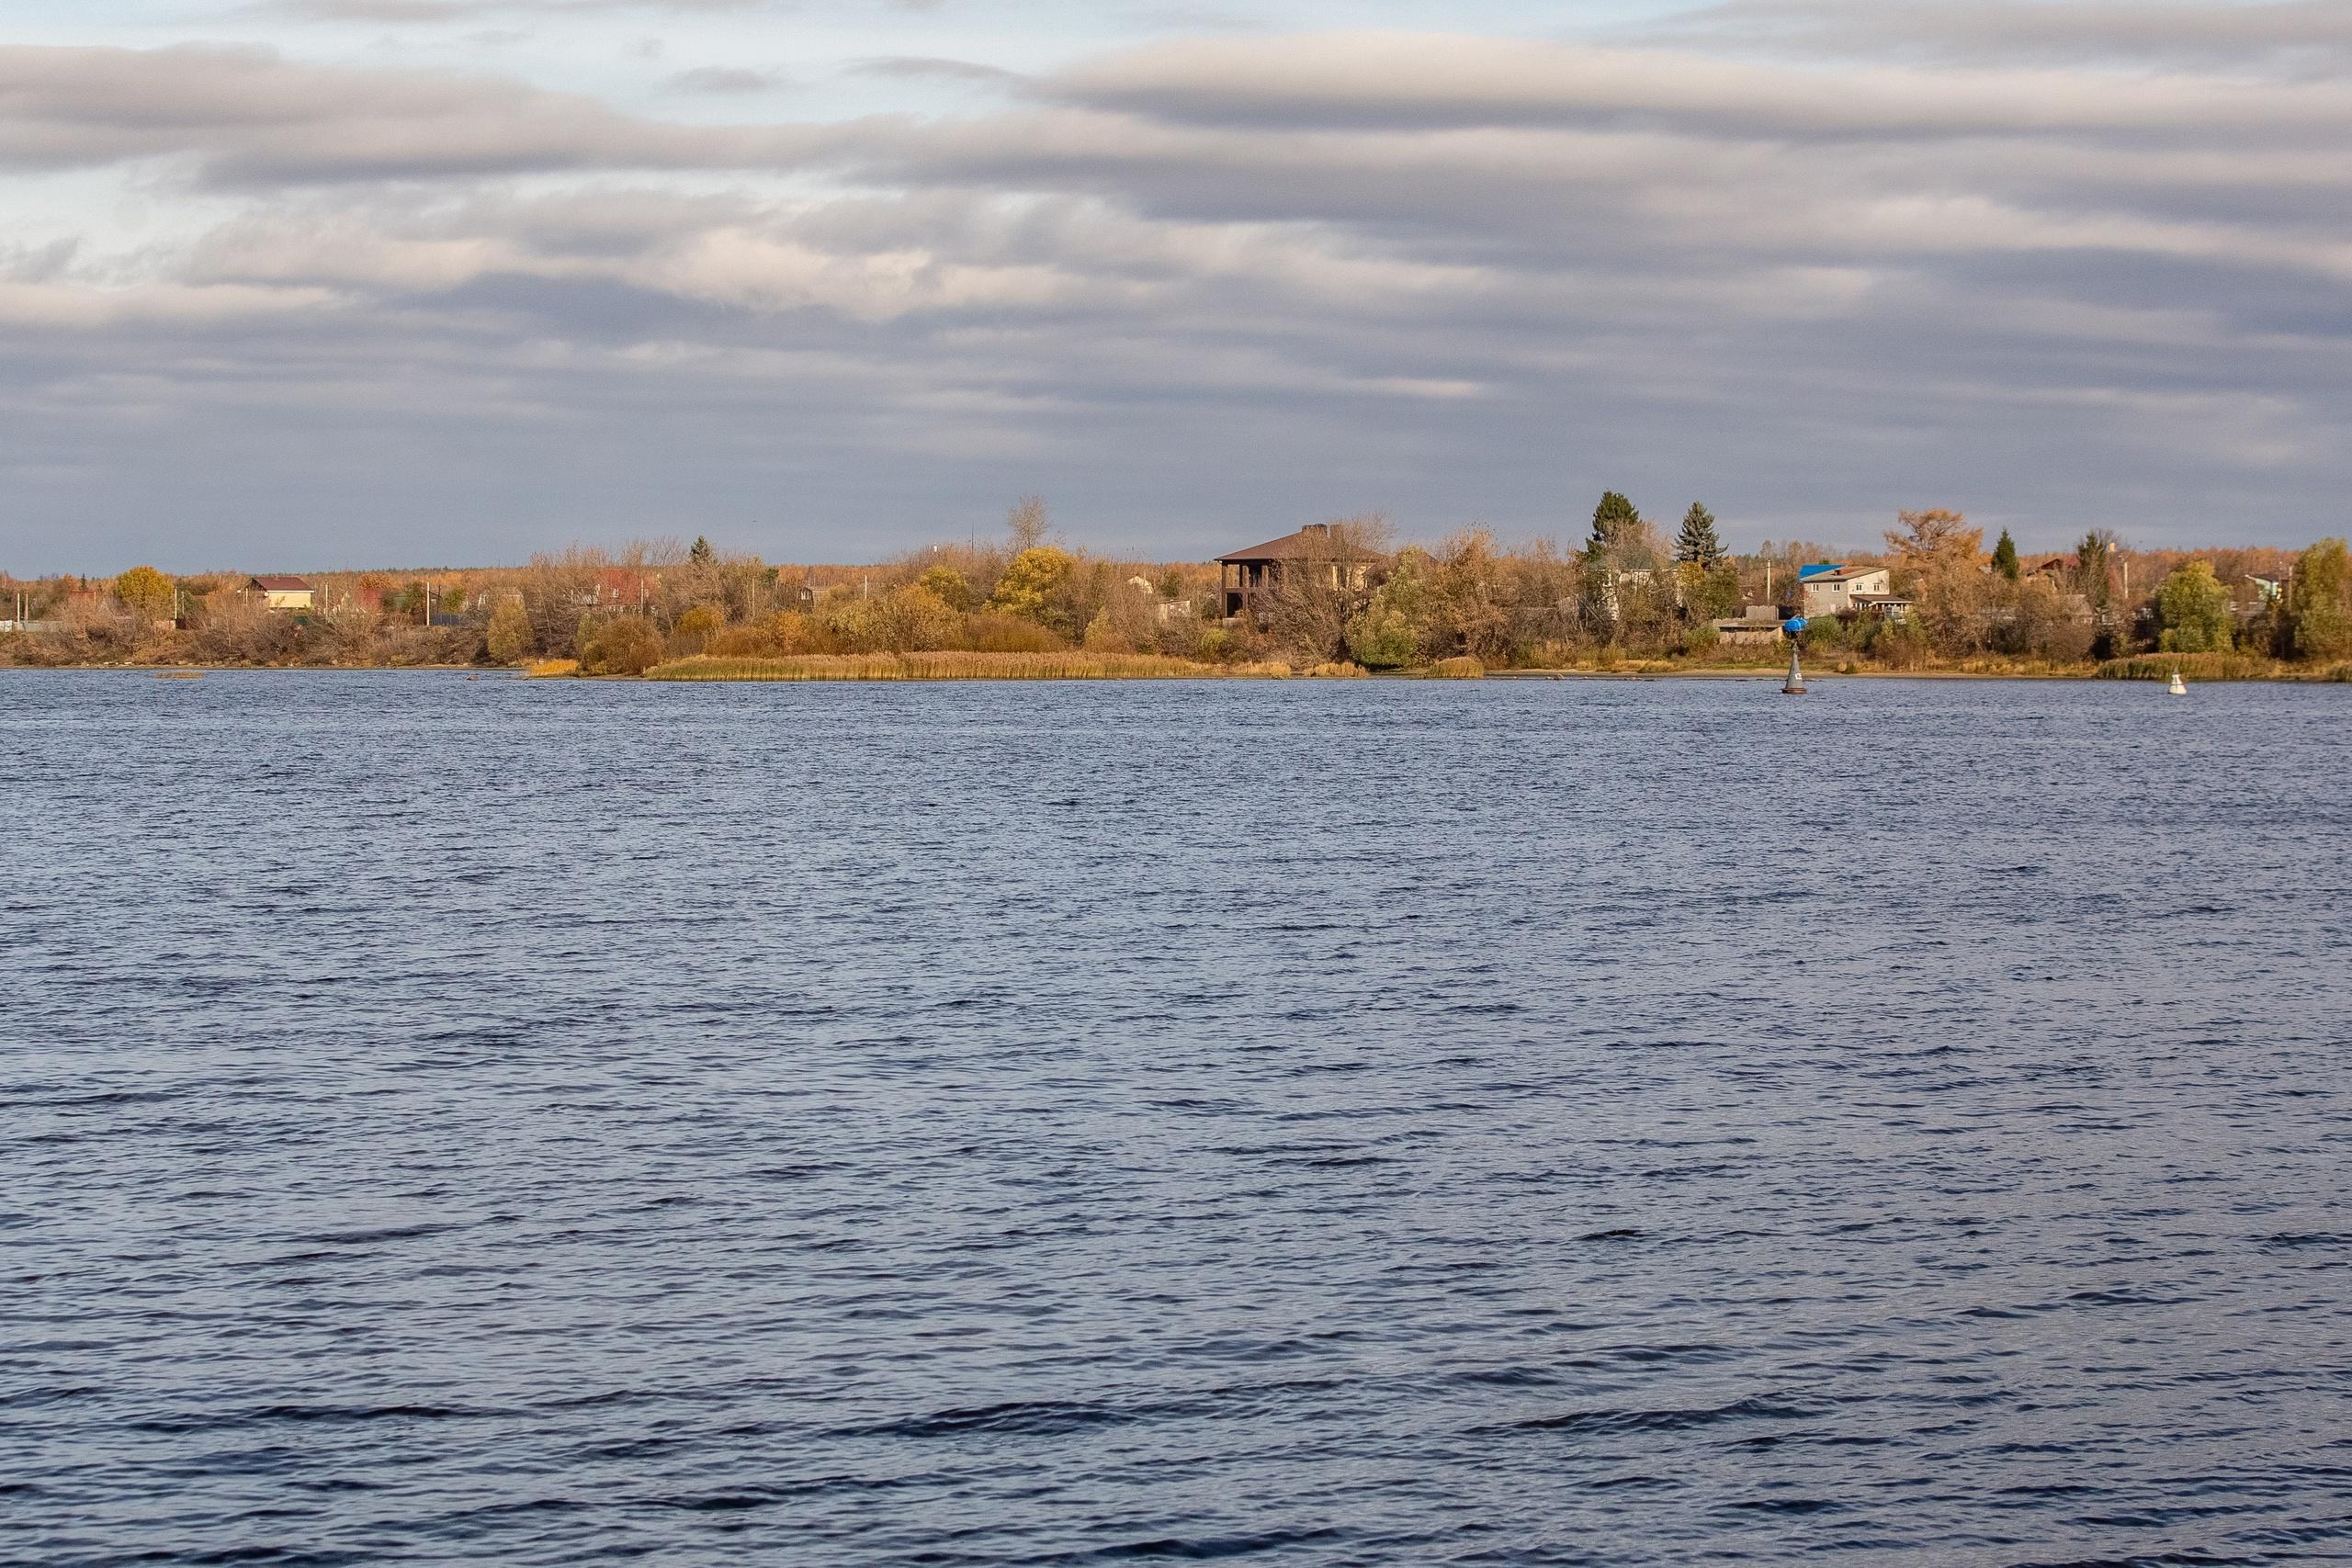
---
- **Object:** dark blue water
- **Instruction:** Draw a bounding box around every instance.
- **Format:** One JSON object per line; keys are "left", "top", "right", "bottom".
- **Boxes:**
{"left": 5, "top": 671, "right": 2348, "bottom": 1566}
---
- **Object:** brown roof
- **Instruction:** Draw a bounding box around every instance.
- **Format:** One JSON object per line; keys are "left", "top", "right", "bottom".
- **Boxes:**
{"left": 1218, "top": 523, "right": 1388, "bottom": 564}
{"left": 248, "top": 575, "right": 313, "bottom": 591}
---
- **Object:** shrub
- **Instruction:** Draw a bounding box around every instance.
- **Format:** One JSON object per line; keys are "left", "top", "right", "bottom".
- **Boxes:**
{"left": 645, "top": 651, "right": 1291, "bottom": 681}
{"left": 1306, "top": 661, "right": 1368, "bottom": 677}
{"left": 577, "top": 615, "right": 664, "bottom": 675}
{"left": 965, "top": 612, "right": 1061, "bottom": 653}
{"left": 486, "top": 594, "right": 534, "bottom": 663}
{"left": 1429, "top": 656, "right": 1485, "bottom": 678}
{"left": 669, "top": 604, "right": 724, "bottom": 657}
{"left": 828, "top": 584, "right": 958, "bottom": 652}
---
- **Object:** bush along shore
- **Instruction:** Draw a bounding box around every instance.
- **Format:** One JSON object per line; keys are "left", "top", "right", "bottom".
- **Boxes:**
{"left": 11, "top": 500, "right": 2352, "bottom": 682}
{"left": 642, "top": 652, "right": 1295, "bottom": 681}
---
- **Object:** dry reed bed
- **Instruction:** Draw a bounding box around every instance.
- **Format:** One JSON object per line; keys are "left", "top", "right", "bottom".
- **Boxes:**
{"left": 2096, "top": 652, "right": 2286, "bottom": 681}
{"left": 645, "top": 652, "right": 1293, "bottom": 682}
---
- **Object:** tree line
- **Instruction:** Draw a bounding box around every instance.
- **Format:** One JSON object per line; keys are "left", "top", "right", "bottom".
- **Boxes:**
{"left": 6, "top": 494, "right": 2348, "bottom": 673}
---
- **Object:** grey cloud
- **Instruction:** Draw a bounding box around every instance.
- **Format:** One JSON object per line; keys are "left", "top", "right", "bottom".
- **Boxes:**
{"left": 854, "top": 56, "right": 1025, "bottom": 85}
{"left": 1668, "top": 0, "right": 2352, "bottom": 70}
{"left": 7, "top": 14, "right": 2352, "bottom": 568}
{"left": 261, "top": 0, "right": 776, "bottom": 19}
{"left": 669, "top": 65, "right": 787, "bottom": 94}
{"left": 1042, "top": 32, "right": 2352, "bottom": 142}
{"left": 0, "top": 44, "right": 835, "bottom": 182}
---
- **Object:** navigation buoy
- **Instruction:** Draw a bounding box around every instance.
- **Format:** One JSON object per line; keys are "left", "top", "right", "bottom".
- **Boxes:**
{"left": 1781, "top": 616, "right": 1807, "bottom": 694}
{"left": 2168, "top": 669, "right": 2187, "bottom": 695}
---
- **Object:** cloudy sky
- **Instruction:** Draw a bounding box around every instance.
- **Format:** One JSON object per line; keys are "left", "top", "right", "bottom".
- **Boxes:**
{"left": 6, "top": 1, "right": 2349, "bottom": 571}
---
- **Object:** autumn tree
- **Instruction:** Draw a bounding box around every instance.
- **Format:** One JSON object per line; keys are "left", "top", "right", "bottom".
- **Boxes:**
{"left": 1005, "top": 496, "right": 1051, "bottom": 553}
{"left": 113, "top": 566, "right": 175, "bottom": 623}
{"left": 988, "top": 547, "right": 1075, "bottom": 623}
{"left": 2291, "top": 537, "right": 2352, "bottom": 660}
{"left": 1259, "top": 516, "right": 1394, "bottom": 661}
{"left": 1886, "top": 508, "right": 1987, "bottom": 655}
{"left": 918, "top": 565, "right": 973, "bottom": 610}
{"left": 2156, "top": 560, "right": 2234, "bottom": 653}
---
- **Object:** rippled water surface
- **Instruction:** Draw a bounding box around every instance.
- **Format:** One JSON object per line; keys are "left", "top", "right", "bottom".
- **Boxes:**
{"left": 5, "top": 671, "right": 2349, "bottom": 1566}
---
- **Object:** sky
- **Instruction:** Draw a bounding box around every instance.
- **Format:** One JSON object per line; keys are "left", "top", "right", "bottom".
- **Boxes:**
{"left": 5, "top": 1, "right": 2350, "bottom": 571}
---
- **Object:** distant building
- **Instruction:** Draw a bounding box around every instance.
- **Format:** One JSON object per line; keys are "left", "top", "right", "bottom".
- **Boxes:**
{"left": 247, "top": 576, "right": 315, "bottom": 612}
{"left": 1797, "top": 563, "right": 1893, "bottom": 618}
{"left": 1711, "top": 604, "right": 1787, "bottom": 647}
{"left": 1124, "top": 574, "right": 1194, "bottom": 626}
{"left": 1218, "top": 524, "right": 1389, "bottom": 620}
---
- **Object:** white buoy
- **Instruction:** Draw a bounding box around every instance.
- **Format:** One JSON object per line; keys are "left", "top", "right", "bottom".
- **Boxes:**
{"left": 2168, "top": 669, "right": 2187, "bottom": 695}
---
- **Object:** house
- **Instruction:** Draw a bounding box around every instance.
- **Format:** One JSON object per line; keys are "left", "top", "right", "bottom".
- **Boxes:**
{"left": 247, "top": 576, "right": 315, "bottom": 612}
{"left": 1218, "top": 523, "right": 1389, "bottom": 620}
{"left": 1797, "top": 562, "right": 1893, "bottom": 618}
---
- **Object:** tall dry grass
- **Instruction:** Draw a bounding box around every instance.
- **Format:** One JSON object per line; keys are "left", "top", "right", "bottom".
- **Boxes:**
{"left": 2095, "top": 651, "right": 2283, "bottom": 682}
{"left": 645, "top": 652, "right": 1290, "bottom": 682}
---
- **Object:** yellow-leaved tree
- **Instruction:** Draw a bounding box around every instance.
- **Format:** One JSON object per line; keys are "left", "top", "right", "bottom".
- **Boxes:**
{"left": 115, "top": 565, "right": 175, "bottom": 623}
{"left": 988, "top": 547, "right": 1074, "bottom": 622}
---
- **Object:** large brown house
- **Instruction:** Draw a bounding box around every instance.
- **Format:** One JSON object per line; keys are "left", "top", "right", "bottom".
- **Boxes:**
{"left": 1217, "top": 523, "right": 1390, "bottom": 620}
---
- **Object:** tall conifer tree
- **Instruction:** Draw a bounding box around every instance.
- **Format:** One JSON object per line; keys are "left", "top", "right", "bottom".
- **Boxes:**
{"left": 1992, "top": 529, "right": 2020, "bottom": 580}
{"left": 1588, "top": 491, "right": 1640, "bottom": 552}
{"left": 1675, "top": 503, "right": 1724, "bottom": 567}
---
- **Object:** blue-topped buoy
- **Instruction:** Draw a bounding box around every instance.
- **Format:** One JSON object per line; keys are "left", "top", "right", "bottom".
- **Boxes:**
{"left": 1781, "top": 616, "right": 1806, "bottom": 694}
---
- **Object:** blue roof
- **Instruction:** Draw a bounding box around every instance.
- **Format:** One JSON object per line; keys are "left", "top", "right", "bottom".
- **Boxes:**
{"left": 1797, "top": 561, "right": 1846, "bottom": 581}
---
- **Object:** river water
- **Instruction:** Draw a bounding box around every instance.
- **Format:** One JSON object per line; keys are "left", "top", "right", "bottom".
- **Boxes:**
{"left": 4, "top": 671, "right": 2348, "bottom": 1565}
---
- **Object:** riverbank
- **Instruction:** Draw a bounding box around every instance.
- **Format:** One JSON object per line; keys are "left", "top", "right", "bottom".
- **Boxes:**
{"left": 12, "top": 649, "right": 2349, "bottom": 682}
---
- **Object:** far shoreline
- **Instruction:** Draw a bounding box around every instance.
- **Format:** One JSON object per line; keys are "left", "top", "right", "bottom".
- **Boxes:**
{"left": 17, "top": 658, "right": 2346, "bottom": 685}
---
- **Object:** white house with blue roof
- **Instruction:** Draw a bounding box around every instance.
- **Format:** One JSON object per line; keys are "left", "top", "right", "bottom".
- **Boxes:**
{"left": 1798, "top": 561, "right": 1897, "bottom": 619}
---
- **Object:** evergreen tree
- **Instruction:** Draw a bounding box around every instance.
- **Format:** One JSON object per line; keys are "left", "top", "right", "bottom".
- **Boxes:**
{"left": 2075, "top": 530, "right": 2114, "bottom": 606}
{"left": 1992, "top": 529, "right": 2019, "bottom": 580}
{"left": 689, "top": 535, "right": 715, "bottom": 568}
{"left": 1674, "top": 502, "right": 1724, "bottom": 567}
{"left": 1589, "top": 491, "right": 1640, "bottom": 551}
